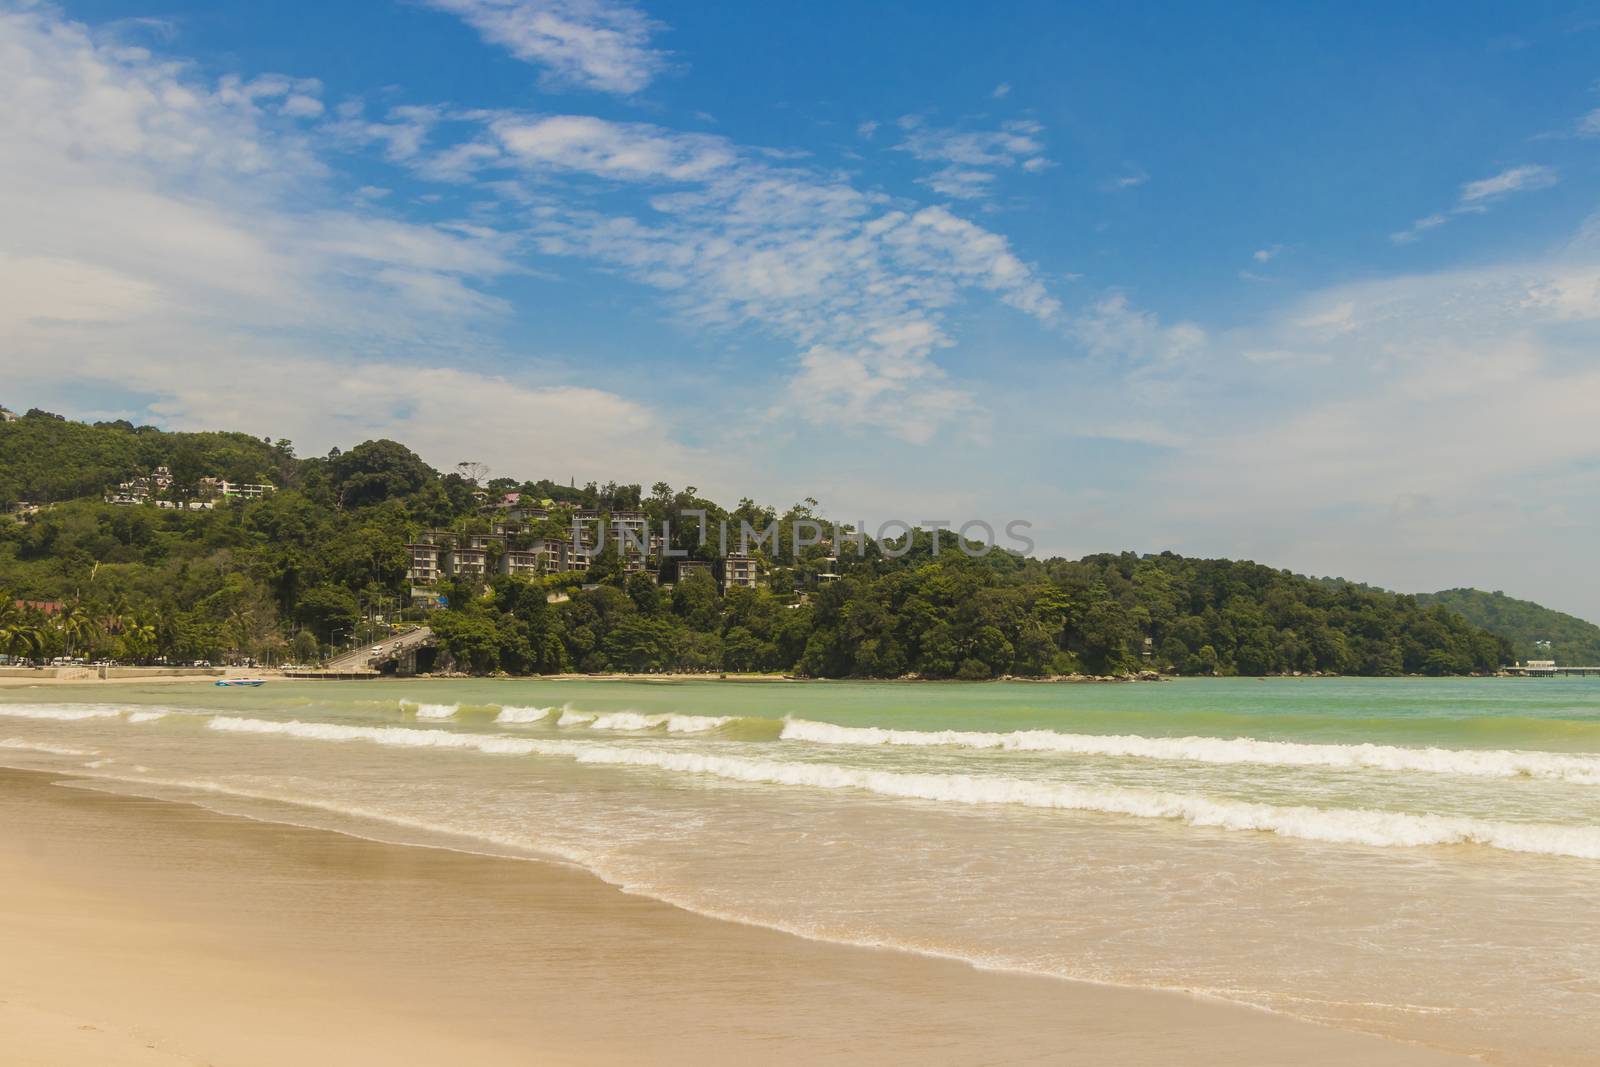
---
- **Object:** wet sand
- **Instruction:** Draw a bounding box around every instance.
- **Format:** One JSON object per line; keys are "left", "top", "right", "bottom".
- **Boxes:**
{"left": 0, "top": 768, "right": 1472, "bottom": 1065}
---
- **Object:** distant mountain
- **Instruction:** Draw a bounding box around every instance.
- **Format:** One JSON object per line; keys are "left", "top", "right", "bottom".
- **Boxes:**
{"left": 1417, "top": 589, "right": 1600, "bottom": 666}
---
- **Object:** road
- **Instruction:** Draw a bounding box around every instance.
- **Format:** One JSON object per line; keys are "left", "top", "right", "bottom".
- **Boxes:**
{"left": 319, "top": 626, "right": 434, "bottom": 674}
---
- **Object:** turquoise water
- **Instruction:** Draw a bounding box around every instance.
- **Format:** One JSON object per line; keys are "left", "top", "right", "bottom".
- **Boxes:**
{"left": 2, "top": 676, "right": 1597, "bottom": 1063}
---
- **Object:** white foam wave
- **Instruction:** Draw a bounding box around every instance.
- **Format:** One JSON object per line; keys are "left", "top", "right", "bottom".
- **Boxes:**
{"left": 208, "top": 717, "right": 538, "bottom": 756}
{"left": 779, "top": 719, "right": 1600, "bottom": 785}
{"left": 556, "top": 710, "right": 596, "bottom": 726}
{"left": 494, "top": 705, "right": 553, "bottom": 724}
{"left": 0, "top": 738, "right": 97, "bottom": 757}
{"left": 586, "top": 712, "right": 735, "bottom": 734}
{"left": 127, "top": 711, "right": 169, "bottom": 724}
{"left": 552, "top": 746, "right": 1600, "bottom": 860}
{"left": 0, "top": 704, "right": 122, "bottom": 722}
{"left": 407, "top": 702, "right": 460, "bottom": 720}
{"left": 199, "top": 717, "right": 1600, "bottom": 860}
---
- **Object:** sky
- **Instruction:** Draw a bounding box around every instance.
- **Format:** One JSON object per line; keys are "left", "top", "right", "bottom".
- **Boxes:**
{"left": 3, "top": 0, "right": 1600, "bottom": 619}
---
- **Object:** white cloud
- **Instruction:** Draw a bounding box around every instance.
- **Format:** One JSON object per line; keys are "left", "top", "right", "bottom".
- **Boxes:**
{"left": 1016, "top": 248, "right": 1600, "bottom": 616}
{"left": 1579, "top": 107, "right": 1600, "bottom": 137}
{"left": 1457, "top": 164, "right": 1557, "bottom": 208}
{"left": 1108, "top": 169, "right": 1148, "bottom": 190}
{"left": 918, "top": 166, "right": 995, "bottom": 200}
{"left": 856, "top": 119, "right": 879, "bottom": 140}
{"left": 891, "top": 116, "right": 1050, "bottom": 201}
{"left": 281, "top": 93, "right": 324, "bottom": 118}
{"left": 398, "top": 112, "right": 1060, "bottom": 441}
{"left": 895, "top": 116, "right": 1045, "bottom": 168}
{"left": 0, "top": 4, "right": 704, "bottom": 485}
{"left": 1392, "top": 164, "right": 1558, "bottom": 243}
{"left": 421, "top": 0, "right": 667, "bottom": 95}
{"left": 490, "top": 113, "right": 736, "bottom": 180}
{"left": 1252, "top": 245, "right": 1281, "bottom": 263}
{"left": 1072, "top": 294, "right": 1204, "bottom": 368}
{"left": 991, "top": 82, "right": 1011, "bottom": 99}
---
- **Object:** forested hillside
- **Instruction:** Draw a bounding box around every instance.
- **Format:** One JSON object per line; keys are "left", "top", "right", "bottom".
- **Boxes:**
{"left": 1417, "top": 589, "right": 1600, "bottom": 665}
{"left": 0, "top": 411, "right": 1513, "bottom": 677}
{"left": 0, "top": 409, "right": 287, "bottom": 506}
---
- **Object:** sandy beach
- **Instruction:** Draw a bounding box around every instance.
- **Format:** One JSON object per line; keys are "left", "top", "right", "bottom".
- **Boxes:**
{"left": 0, "top": 766, "right": 1473, "bottom": 1066}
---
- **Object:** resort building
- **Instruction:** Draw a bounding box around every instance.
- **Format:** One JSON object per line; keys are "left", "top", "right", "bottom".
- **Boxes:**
{"left": 723, "top": 554, "right": 759, "bottom": 590}
{"left": 451, "top": 547, "right": 490, "bottom": 579}
{"left": 674, "top": 559, "right": 711, "bottom": 583}
{"left": 501, "top": 538, "right": 568, "bottom": 578}
{"left": 217, "top": 480, "right": 275, "bottom": 501}
{"left": 405, "top": 538, "right": 443, "bottom": 585}
{"left": 501, "top": 548, "right": 544, "bottom": 578}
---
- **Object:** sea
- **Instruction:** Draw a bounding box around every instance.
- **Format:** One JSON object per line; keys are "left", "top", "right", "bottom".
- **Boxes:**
{"left": 2, "top": 676, "right": 1597, "bottom": 1064}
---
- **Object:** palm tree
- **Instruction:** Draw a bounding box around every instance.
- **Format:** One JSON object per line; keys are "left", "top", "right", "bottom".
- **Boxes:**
{"left": 54, "top": 600, "right": 103, "bottom": 660}
{"left": 224, "top": 607, "right": 261, "bottom": 664}
{"left": 118, "top": 617, "right": 158, "bottom": 664}
{"left": 0, "top": 595, "right": 44, "bottom": 664}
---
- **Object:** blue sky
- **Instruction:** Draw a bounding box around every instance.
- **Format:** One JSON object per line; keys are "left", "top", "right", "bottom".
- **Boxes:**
{"left": 5, "top": 0, "right": 1600, "bottom": 619}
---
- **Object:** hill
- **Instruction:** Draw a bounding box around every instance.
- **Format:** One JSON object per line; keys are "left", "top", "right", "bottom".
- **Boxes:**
{"left": 1417, "top": 589, "right": 1600, "bottom": 666}
{"left": 0, "top": 408, "right": 286, "bottom": 506}
{"left": 0, "top": 410, "right": 1514, "bottom": 678}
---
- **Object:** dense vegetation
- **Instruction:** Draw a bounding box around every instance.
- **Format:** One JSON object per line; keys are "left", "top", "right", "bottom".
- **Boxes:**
{"left": 1417, "top": 588, "right": 1600, "bottom": 666}
{"left": 0, "top": 411, "right": 1514, "bottom": 677}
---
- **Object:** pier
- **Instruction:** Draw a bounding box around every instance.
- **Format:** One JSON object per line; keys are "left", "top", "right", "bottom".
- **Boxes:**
{"left": 1501, "top": 663, "right": 1600, "bottom": 677}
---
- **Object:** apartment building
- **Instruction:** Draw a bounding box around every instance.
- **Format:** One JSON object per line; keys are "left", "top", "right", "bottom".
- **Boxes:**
{"left": 452, "top": 547, "right": 490, "bottom": 579}
{"left": 406, "top": 538, "right": 443, "bottom": 584}
{"left": 674, "top": 559, "right": 711, "bottom": 583}
{"left": 723, "top": 554, "right": 759, "bottom": 590}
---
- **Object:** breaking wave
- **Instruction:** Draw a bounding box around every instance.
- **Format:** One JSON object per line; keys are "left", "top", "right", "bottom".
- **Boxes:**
{"left": 208, "top": 717, "right": 540, "bottom": 756}
{"left": 586, "top": 712, "right": 736, "bottom": 734}
{"left": 0, "top": 704, "right": 123, "bottom": 722}
{"left": 494, "top": 705, "right": 554, "bottom": 724}
{"left": 127, "top": 711, "right": 169, "bottom": 724}
{"left": 556, "top": 710, "right": 596, "bottom": 726}
{"left": 0, "top": 738, "right": 97, "bottom": 757}
{"left": 779, "top": 719, "right": 1600, "bottom": 784}
{"left": 199, "top": 717, "right": 1600, "bottom": 860}
{"left": 405, "top": 702, "right": 460, "bottom": 720}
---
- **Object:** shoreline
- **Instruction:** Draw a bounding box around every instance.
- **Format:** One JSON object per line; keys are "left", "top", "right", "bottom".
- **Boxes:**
{"left": 1, "top": 667, "right": 1524, "bottom": 689}
{"left": 0, "top": 765, "right": 1474, "bottom": 1065}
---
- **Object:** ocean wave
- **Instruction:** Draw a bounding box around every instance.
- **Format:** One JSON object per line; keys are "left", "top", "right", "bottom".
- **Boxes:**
{"left": 208, "top": 717, "right": 539, "bottom": 756}
{"left": 586, "top": 712, "right": 735, "bottom": 734}
{"left": 779, "top": 719, "right": 1600, "bottom": 784}
{"left": 551, "top": 746, "right": 1600, "bottom": 860}
{"left": 494, "top": 705, "right": 554, "bottom": 724}
{"left": 405, "top": 702, "right": 460, "bottom": 720}
{"left": 556, "top": 710, "right": 596, "bottom": 726}
{"left": 0, "top": 738, "right": 97, "bottom": 757}
{"left": 127, "top": 711, "right": 169, "bottom": 724}
{"left": 0, "top": 704, "right": 123, "bottom": 721}
{"left": 198, "top": 717, "right": 1600, "bottom": 859}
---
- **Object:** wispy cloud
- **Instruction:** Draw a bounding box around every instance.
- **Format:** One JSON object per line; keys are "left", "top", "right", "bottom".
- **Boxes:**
{"left": 1392, "top": 164, "right": 1558, "bottom": 243}
{"left": 420, "top": 0, "right": 667, "bottom": 95}
{"left": 895, "top": 115, "right": 1045, "bottom": 167}
{"left": 892, "top": 115, "right": 1049, "bottom": 201}
{"left": 387, "top": 111, "right": 1060, "bottom": 440}
{"left": 0, "top": 4, "right": 712, "bottom": 485}
{"left": 991, "top": 82, "right": 1011, "bottom": 99}
{"left": 1457, "top": 164, "right": 1558, "bottom": 207}
{"left": 1107, "top": 170, "right": 1148, "bottom": 191}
